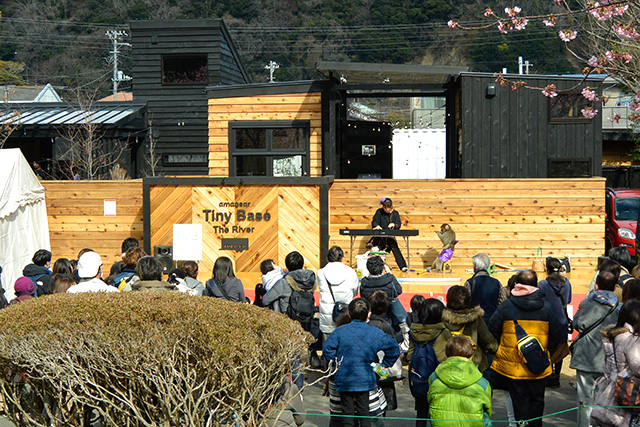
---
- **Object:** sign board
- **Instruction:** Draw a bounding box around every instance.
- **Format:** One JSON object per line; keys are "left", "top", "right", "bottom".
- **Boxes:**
{"left": 103, "top": 199, "right": 116, "bottom": 217}
{"left": 173, "top": 224, "right": 202, "bottom": 260}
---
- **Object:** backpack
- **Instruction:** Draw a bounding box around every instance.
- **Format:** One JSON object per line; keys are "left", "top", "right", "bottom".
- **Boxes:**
{"left": 27, "top": 273, "right": 49, "bottom": 297}
{"left": 450, "top": 326, "right": 477, "bottom": 349}
{"left": 408, "top": 330, "right": 443, "bottom": 398}
{"left": 285, "top": 275, "right": 316, "bottom": 332}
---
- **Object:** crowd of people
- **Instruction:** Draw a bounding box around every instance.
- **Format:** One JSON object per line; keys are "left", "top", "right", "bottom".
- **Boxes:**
{"left": 4, "top": 235, "right": 640, "bottom": 427}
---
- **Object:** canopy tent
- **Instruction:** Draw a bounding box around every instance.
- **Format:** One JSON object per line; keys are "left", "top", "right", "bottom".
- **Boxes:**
{"left": 0, "top": 149, "right": 50, "bottom": 300}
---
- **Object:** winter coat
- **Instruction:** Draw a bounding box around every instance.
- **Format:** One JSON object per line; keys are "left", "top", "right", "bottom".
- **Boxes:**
{"left": 323, "top": 319, "right": 400, "bottom": 393}
{"left": 262, "top": 270, "right": 316, "bottom": 313}
{"left": 204, "top": 277, "right": 246, "bottom": 302}
{"left": 538, "top": 276, "right": 572, "bottom": 329}
{"left": 263, "top": 268, "right": 285, "bottom": 292}
{"left": 265, "top": 381, "right": 305, "bottom": 427}
{"left": 22, "top": 264, "right": 52, "bottom": 295}
{"left": 407, "top": 322, "right": 452, "bottom": 364}
{"left": 442, "top": 306, "right": 499, "bottom": 372}
{"left": 406, "top": 311, "right": 420, "bottom": 327}
{"left": 591, "top": 324, "right": 640, "bottom": 426}
{"left": 317, "top": 261, "right": 359, "bottom": 334}
{"left": 360, "top": 273, "right": 402, "bottom": 301}
{"left": 464, "top": 271, "right": 508, "bottom": 323}
{"left": 372, "top": 208, "right": 401, "bottom": 230}
{"left": 184, "top": 277, "right": 205, "bottom": 296}
{"left": 488, "top": 286, "right": 566, "bottom": 380}
{"left": 569, "top": 290, "right": 620, "bottom": 374}
{"left": 428, "top": 356, "right": 492, "bottom": 427}
{"left": 369, "top": 313, "right": 403, "bottom": 344}
{"left": 132, "top": 280, "right": 177, "bottom": 292}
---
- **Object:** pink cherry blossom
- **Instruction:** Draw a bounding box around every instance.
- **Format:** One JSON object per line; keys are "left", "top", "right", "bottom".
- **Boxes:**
{"left": 498, "top": 21, "right": 509, "bottom": 34}
{"left": 542, "top": 84, "right": 558, "bottom": 98}
{"left": 582, "top": 87, "right": 599, "bottom": 101}
{"left": 554, "top": 0, "right": 562, "bottom": 5}
{"left": 543, "top": 15, "right": 557, "bottom": 26}
{"left": 613, "top": 23, "right": 639, "bottom": 38}
{"left": 447, "top": 20, "right": 458, "bottom": 29}
{"left": 608, "top": 114, "right": 621, "bottom": 123}
{"left": 559, "top": 29, "right": 578, "bottom": 42}
{"left": 505, "top": 6, "right": 521, "bottom": 17}
{"left": 513, "top": 17, "right": 528, "bottom": 30}
{"left": 588, "top": 56, "right": 600, "bottom": 67}
{"left": 581, "top": 108, "right": 598, "bottom": 119}
{"left": 484, "top": 8, "right": 494, "bottom": 17}
{"left": 630, "top": 101, "right": 640, "bottom": 112}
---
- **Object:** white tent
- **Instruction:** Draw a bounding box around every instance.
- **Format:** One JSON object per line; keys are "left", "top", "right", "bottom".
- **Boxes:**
{"left": 0, "top": 149, "right": 50, "bottom": 300}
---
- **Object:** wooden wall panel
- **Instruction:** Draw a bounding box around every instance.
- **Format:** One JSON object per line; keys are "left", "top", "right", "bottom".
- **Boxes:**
{"left": 44, "top": 180, "right": 144, "bottom": 274}
{"left": 328, "top": 178, "right": 606, "bottom": 269}
{"left": 149, "top": 184, "right": 322, "bottom": 278}
{"left": 208, "top": 93, "right": 323, "bottom": 177}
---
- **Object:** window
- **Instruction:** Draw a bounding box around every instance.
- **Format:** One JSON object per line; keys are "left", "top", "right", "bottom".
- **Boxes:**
{"left": 162, "top": 55, "right": 208, "bottom": 85}
{"left": 162, "top": 154, "right": 208, "bottom": 166}
{"left": 547, "top": 157, "right": 592, "bottom": 178}
{"left": 229, "top": 121, "right": 310, "bottom": 177}
{"left": 549, "top": 93, "right": 593, "bottom": 123}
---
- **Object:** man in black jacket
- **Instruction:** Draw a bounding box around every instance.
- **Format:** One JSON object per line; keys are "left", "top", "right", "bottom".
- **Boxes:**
{"left": 22, "top": 249, "right": 52, "bottom": 295}
{"left": 464, "top": 253, "right": 508, "bottom": 323}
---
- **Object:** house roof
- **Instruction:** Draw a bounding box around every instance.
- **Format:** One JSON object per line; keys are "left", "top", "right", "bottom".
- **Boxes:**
{"left": 0, "top": 102, "right": 146, "bottom": 128}
{"left": 99, "top": 92, "right": 133, "bottom": 102}
{"left": 316, "top": 61, "right": 469, "bottom": 85}
{"left": 1, "top": 84, "right": 62, "bottom": 102}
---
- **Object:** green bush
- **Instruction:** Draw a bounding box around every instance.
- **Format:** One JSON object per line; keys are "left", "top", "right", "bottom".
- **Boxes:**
{"left": 0, "top": 292, "right": 312, "bottom": 426}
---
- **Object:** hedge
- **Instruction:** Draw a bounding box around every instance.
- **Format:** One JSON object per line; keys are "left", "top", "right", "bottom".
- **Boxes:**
{"left": 0, "top": 292, "right": 312, "bottom": 426}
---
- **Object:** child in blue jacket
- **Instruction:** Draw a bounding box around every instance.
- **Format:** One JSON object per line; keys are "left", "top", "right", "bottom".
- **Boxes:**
{"left": 323, "top": 297, "right": 400, "bottom": 427}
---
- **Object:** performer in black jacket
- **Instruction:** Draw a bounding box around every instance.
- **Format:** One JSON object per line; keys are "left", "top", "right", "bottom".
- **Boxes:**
{"left": 371, "top": 197, "right": 407, "bottom": 272}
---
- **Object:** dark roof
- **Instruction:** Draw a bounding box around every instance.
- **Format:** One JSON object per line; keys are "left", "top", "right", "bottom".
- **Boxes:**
{"left": 316, "top": 61, "right": 468, "bottom": 85}
{"left": 0, "top": 102, "right": 146, "bottom": 127}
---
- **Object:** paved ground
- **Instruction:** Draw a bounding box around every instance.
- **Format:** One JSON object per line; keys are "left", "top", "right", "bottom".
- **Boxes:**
{"left": 0, "top": 359, "right": 580, "bottom": 426}
{"left": 301, "top": 359, "right": 579, "bottom": 427}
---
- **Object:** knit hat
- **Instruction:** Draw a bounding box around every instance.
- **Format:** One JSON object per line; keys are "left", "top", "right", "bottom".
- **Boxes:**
{"left": 14, "top": 277, "right": 37, "bottom": 296}
{"left": 77, "top": 251, "right": 103, "bottom": 278}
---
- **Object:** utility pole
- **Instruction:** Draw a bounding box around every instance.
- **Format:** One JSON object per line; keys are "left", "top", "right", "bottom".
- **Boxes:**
{"left": 106, "top": 30, "right": 132, "bottom": 101}
{"left": 518, "top": 56, "right": 534, "bottom": 75}
{"left": 264, "top": 61, "right": 279, "bottom": 83}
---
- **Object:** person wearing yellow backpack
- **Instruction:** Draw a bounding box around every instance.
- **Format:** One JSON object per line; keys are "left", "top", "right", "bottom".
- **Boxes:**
{"left": 442, "top": 286, "right": 498, "bottom": 375}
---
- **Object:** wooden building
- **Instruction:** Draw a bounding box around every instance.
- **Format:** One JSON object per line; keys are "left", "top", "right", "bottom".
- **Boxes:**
{"left": 130, "top": 19, "right": 250, "bottom": 176}
{"left": 206, "top": 63, "right": 605, "bottom": 180}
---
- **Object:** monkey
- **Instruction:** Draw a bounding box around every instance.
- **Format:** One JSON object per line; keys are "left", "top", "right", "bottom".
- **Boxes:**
{"left": 432, "top": 223, "right": 457, "bottom": 271}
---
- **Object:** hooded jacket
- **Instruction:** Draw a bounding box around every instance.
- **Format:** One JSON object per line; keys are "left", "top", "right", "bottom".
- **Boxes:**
{"left": 204, "top": 277, "right": 246, "bottom": 302}
{"left": 22, "top": 264, "right": 52, "bottom": 295}
{"left": 538, "top": 276, "right": 572, "bottom": 329}
{"left": 442, "top": 306, "right": 499, "bottom": 372}
{"left": 569, "top": 290, "right": 619, "bottom": 374}
{"left": 591, "top": 324, "right": 640, "bottom": 427}
{"left": 407, "top": 322, "right": 452, "bottom": 364}
{"left": 488, "top": 285, "right": 566, "bottom": 380}
{"left": 184, "top": 277, "right": 205, "bottom": 296}
{"left": 427, "top": 356, "right": 492, "bottom": 427}
{"left": 360, "top": 273, "right": 402, "bottom": 301}
{"left": 262, "top": 269, "right": 316, "bottom": 314}
{"left": 323, "top": 319, "right": 400, "bottom": 393}
{"left": 317, "top": 261, "right": 359, "bottom": 334}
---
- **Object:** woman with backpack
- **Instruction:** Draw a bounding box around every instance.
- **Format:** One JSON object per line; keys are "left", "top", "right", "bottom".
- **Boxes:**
{"left": 407, "top": 298, "right": 451, "bottom": 427}
{"left": 538, "top": 257, "right": 572, "bottom": 387}
{"left": 590, "top": 299, "right": 640, "bottom": 426}
{"left": 442, "top": 286, "right": 498, "bottom": 375}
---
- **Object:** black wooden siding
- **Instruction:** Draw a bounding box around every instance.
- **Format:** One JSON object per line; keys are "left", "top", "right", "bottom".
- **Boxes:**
{"left": 130, "top": 19, "right": 249, "bottom": 176}
{"left": 455, "top": 73, "right": 603, "bottom": 178}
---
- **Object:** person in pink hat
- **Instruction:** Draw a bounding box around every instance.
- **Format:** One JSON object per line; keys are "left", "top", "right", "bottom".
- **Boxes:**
{"left": 10, "top": 277, "right": 37, "bottom": 304}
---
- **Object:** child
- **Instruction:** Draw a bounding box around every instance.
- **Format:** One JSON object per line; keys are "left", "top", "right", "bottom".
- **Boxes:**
{"left": 323, "top": 298, "right": 400, "bottom": 427}
{"left": 428, "top": 336, "right": 492, "bottom": 426}
{"left": 260, "top": 259, "right": 284, "bottom": 293}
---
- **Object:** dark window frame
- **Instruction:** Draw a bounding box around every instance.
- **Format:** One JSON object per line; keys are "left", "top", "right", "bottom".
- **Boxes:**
{"left": 161, "top": 54, "right": 209, "bottom": 86}
{"left": 547, "top": 157, "right": 593, "bottom": 178}
{"left": 548, "top": 93, "right": 594, "bottom": 124}
{"left": 228, "top": 121, "right": 311, "bottom": 177}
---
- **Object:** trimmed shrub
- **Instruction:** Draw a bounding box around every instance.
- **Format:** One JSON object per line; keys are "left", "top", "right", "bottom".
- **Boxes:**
{"left": 0, "top": 292, "right": 312, "bottom": 426}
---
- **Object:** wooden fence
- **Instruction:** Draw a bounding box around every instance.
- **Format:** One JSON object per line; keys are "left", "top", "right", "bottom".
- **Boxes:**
{"left": 42, "top": 178, "right": 605, "bottom": 279}
{"left": 328, "top": 178, "right": 605, "bottom": 269}
{"left": 43, "top": 181, "right": 144, "bottom": 273}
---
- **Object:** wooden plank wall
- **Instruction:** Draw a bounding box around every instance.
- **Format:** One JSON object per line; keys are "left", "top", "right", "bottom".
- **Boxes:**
{"left": 329, "top": 178, "right": 605, "bottom": 269}
{"left": 208, "top": 92, "right": 323, "bottom": 177}
{"left": 149, "top": 185, "right": 321, "bottom": 278}
{"left": 43, "top": 181, "right": 144, "bottom": 273}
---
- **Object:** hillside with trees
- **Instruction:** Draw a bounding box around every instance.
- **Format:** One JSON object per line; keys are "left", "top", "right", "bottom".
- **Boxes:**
{"left": 0, "top": 0, "right": 578, "bottom": 95}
